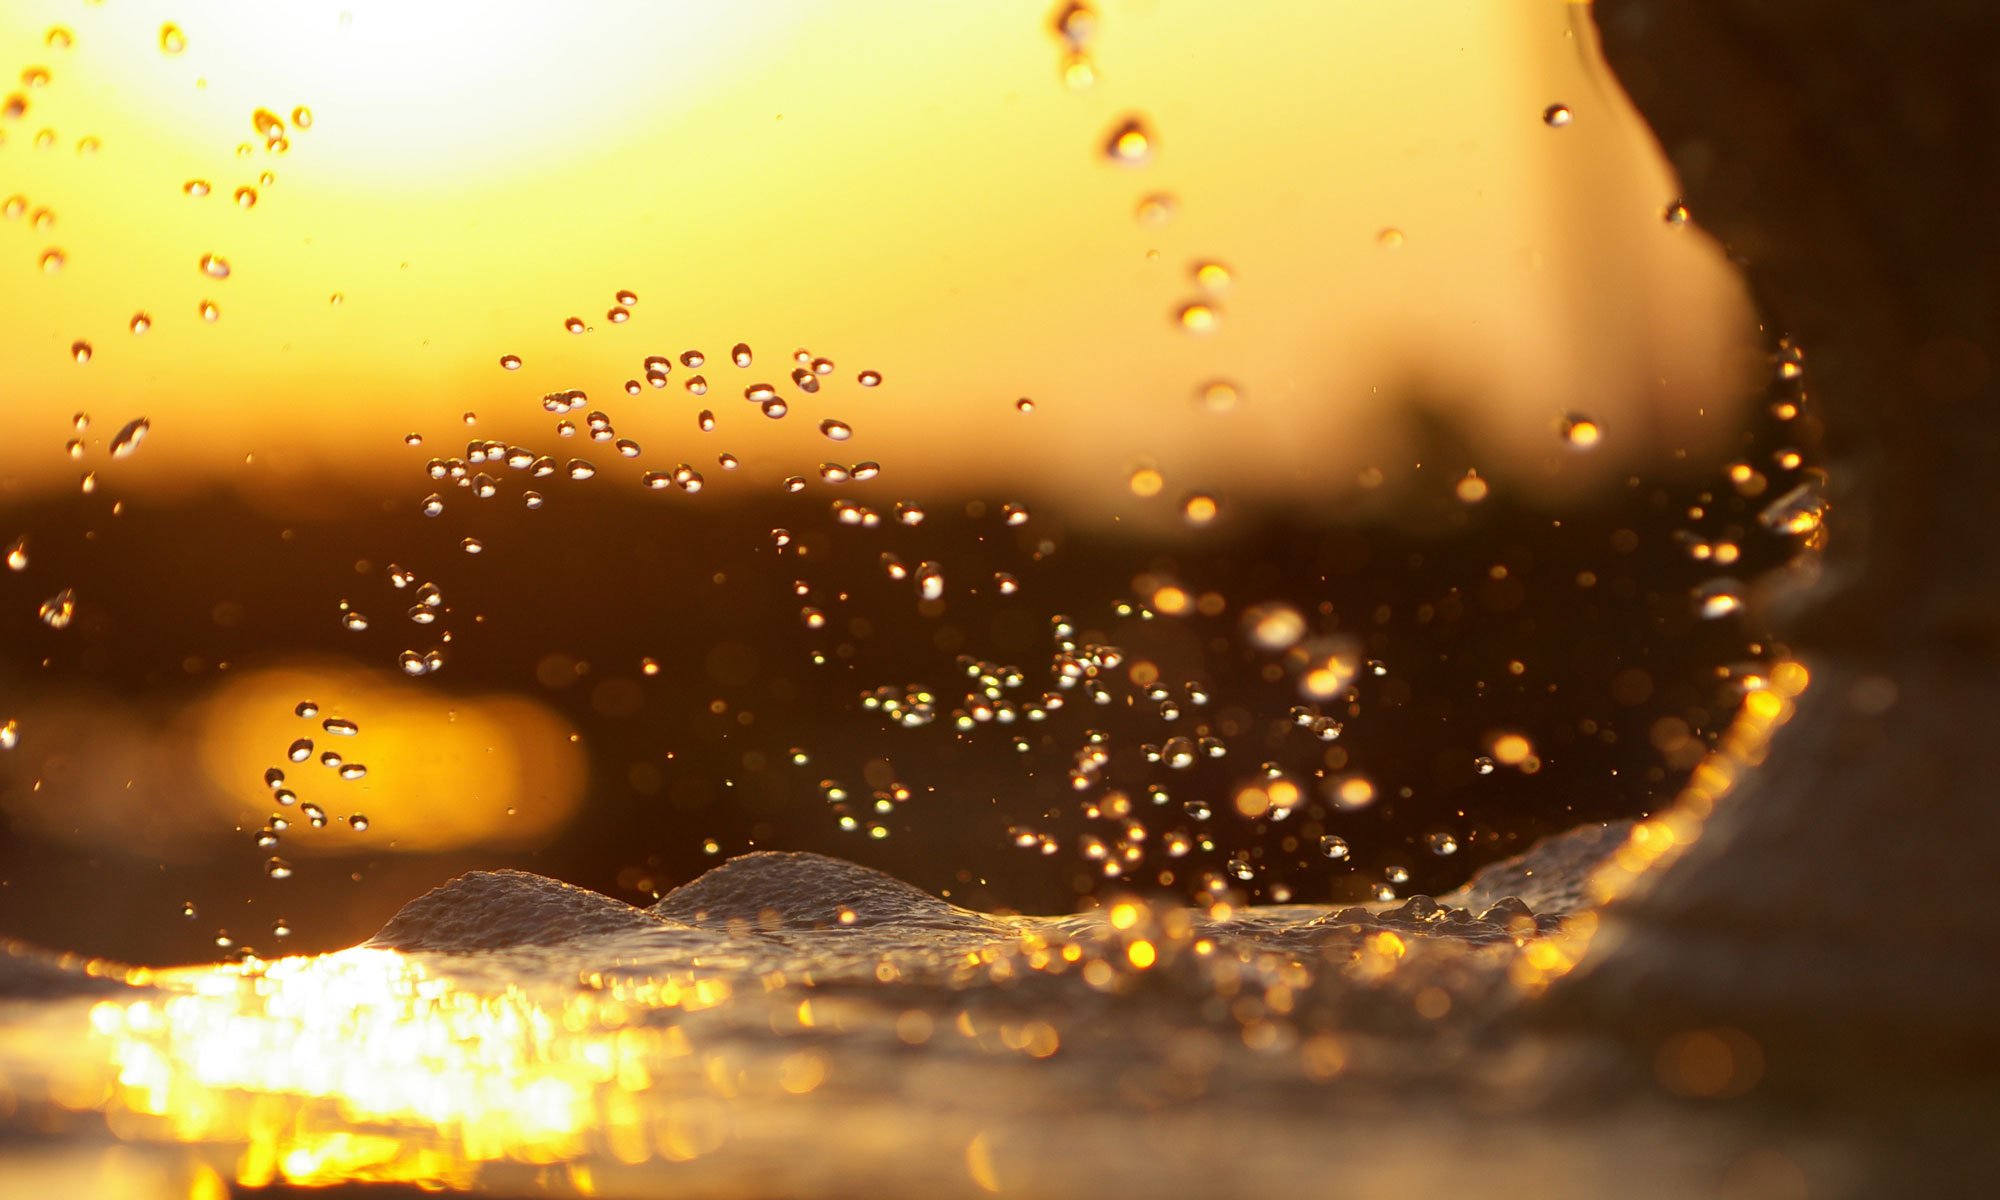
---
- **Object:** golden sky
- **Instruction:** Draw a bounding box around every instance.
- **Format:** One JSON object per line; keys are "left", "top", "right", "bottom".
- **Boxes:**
{"left": 3, "top": 0, "right": 1755, "bottom": 520}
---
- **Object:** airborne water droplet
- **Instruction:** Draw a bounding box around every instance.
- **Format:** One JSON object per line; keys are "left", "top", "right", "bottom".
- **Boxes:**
{"left": 1543, "top": 103, "right": 1573, "bottom": 128}
{"left": 322, "top": 717, "right": 358, "bottom": 736}
{"left": 820, "top": 419, "right": 853, "bottom": 442}
{"left": 1176, "top": 302, "right": 1218, "bottom": 333}
{"left": 499, "top": 354, "right": 521, "bottom": 370}
{"left": 160, "top": 23, "right": 186, "bottom": 54}
{"left": 129, "top": 312, "right": 151, "bottom": 335}
{"left": 109, "top": 417, "right": 149, "bottom": 458}
{"left": 5, "top": 537, "right": 25, "bottom": 571}
{"left": 1103, "top": 116, "right": 1153, "bottom": 165}
{"left": 265, "top": 857, "right": 292, "bottom": 880}
{"left": 1560, "top": 414, "right": 1601, "bottom": 449}
{"left": 857, "top": 369, "right": 882, "bottom": 387}
{"left": 199, "top": 253, "right": 231, "bottom": 279}
{"left": 38, "top": 588, "right": 75, "bottom": 629}
{"left": 1694, "top": 579, "right": 1745, "bottom": 620}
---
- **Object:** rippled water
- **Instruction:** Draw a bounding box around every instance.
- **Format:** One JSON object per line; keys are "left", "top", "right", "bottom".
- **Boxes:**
{"left": 1, "top": 821, "right": 1952, "bottom": 1199}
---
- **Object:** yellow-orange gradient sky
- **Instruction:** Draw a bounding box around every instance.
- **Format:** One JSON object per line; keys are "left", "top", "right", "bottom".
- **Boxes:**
{"left": 3, "top": 0, "right": 1757, "bottom": 521}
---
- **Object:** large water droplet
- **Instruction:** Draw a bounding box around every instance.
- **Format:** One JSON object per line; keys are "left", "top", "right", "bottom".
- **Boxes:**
{"left": 108, "top": 417, "right": 149, "bottom": 458}
{"left": 1103, "top": 116, "right": 1153, "bottom": 165}
{"left": 38, "top": 588, "right": 75, "bottom": 629}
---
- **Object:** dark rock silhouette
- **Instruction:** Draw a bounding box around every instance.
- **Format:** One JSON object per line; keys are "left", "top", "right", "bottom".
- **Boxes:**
{"left": 1558, "top": 0, "right": 2000, "bottom": 1078}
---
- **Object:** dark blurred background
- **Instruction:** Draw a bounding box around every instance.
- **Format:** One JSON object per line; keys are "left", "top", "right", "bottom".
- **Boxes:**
{"left": 0, "top": 376, "right": 1816, "bottom": 964}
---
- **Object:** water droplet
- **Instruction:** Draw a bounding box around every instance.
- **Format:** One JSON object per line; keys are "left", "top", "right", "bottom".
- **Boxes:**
{"left": 1243, "top": 603, "right": 1305, "bottom": 651}
{"left": 680, "top": 350, "right": 705, "bottom": 368}
{"left": 1103, "top": 116, "right": 1153, "bottom": 165}
{"left": 159, "top": 23, "right": 186, "bottom": 54}
{"left": 1559, "top": 413, "right": 1601, "bottom": 449}
{"left": 461, "top": 536, "right": 483, "bottom": 554}
{"left": 251, "top": 108, "right": 285, "bottom": 146}
{"left": 564, "top": 317, "right": 586, "bottom": 334}
{"left": 783, "top": 476, "right": 807, "bottom": 493}
{"left": 1428, "top": 831, "right": 1460, "bottom": 856}
{"left": 0, "top": 719, "right": 17, "bottom": 750}
{"left": 341, "top": 610, "right": 369, "bottom": 631}
{"left": 291, "top": 106, "right": 313, "bottom": 130}
{"left": 499, "top": 354, "right": 521, "bottom": 371}
{"left": 339, "top": 763, "right": 367, "bottom": 780}
{"left": 731, "top": 343, "right": 754, "bottom": 368}
{"left": 69, "top": 340, "right": 91, "bottom": 365}
{"left": 685, "top": 375, "right": 708, "bottom": 396}
{"left": 1543, "top": 103, "right": 1573, "bottom": 128}
{"left": 567, "top": 459, "right": 596, "bottom": 481}
{"left": 234, "top": 186, "right": 257, "bottom": 208}
{"left": 1319, "top": 835, "right": 1350, "bottom": 860}
{"left": 1695, "top": 579, "right": 1745, "bottom": 620}
{"left": 1376, "top": 227, "right": 1405, "bottom": 250}
{"left": 199, "top": 253, "right": 231, "bottom": 279}
{"left": 349, "top": 814, "right": 369, "bottom": 832}
{"left": 272, "top": 918, "right": 292, "bottom": 938}
{"left": 129, "top": 312, "right": 151, "bottom": 335}
{"left": 38, "top": 588, "right": 75, "bottom": 629}
{"left": 322, "top": 717, "right": 358, "bottom": 736}
{"left": 1191, "top": 261, "right": 1231, "bottom": 291}
{"left": 1176, "top": 302, "right": 1218, "bottom": 333}
{"left": 287, "top": 737, "right": 313, "bottom": 762}
{"left": 607, "top": 306, "right": 629, "bottom": 324}
{"left": 199, "top": 300, "right": 219, "bottom": 322}
{"left": 108, "top": 417, "right": 149, "bottom": 458}
{"left": 421, "top": 493, "right": 444, "bottom": 517}
{"left": 820, "top": 419, "right": 853, "bottom": 442}
{"left": 5, "top": 537, "right": 24, "bottom": 571}
{"left": 1001, "top": 503, "right": 1030, "bottom": 526}
{"left": 1759, "top": 482, "right": 1826, "bottom": 536}
{"left": 265, "top": 857, "right": 292, "bottom": 880}
{"left": 183, "top": 179, "right": 210, "bottom": 197}
{"left": 1015, "top": 397, "right": 1036, "bottom": 414}
{"left": 1182, "top": 493, "right": 1218, "bottom": 525}
{"left": 39, "top": 248, "right": 65, "bottom": 273}
{"left": 294, "top": 700, "right": 318, "bottom": 718}
{"left": 45, "top": 28, "right": 73, "bottom": 51}
{"left": 180, "top": 901, "right": 197, "bottom": 919}
{"left": 857, "top": 369, "right": 882, "bottom": 388}
{"left": 761, "top": 398, "right": 789, "bottom": 420}
{"left": 1663, "top": 199, "right": 1691, "bottom": 227}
